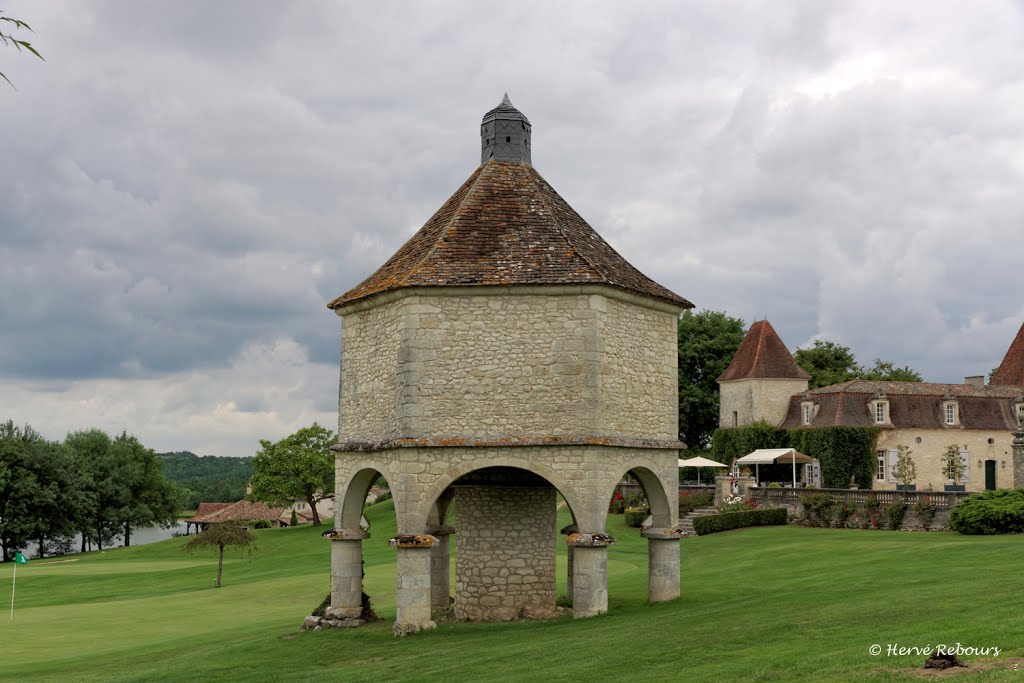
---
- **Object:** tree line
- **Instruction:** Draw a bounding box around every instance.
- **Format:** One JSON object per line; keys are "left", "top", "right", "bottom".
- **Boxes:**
{"left": 156, "top": 451, "right": 252, "bottom": 510}
{"left": 0, "top": 421, "right": 180, "bottom": 561}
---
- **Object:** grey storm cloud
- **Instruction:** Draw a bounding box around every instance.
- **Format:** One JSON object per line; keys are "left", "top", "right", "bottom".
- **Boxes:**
{"left": 2, "top": 0, "right": 1024, "bottom": 455}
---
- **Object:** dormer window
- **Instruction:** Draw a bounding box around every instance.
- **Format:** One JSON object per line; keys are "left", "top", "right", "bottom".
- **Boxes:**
{"left": 942, "top": 397, "right": 959, "bottom": 426}
{"left": 1014, "top": 399, "right": 1024, "bottom": 424}
{"left": 869, "top": 395, "right": 889, "bottom": 425}
{"left": 802, "top": 401, "right": 815, "bottom": 426}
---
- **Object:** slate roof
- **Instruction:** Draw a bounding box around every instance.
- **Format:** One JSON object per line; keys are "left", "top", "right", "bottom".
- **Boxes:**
{"left": 780, "top": 379, "right": 1024, "bottom": 431}
{"left": 327, "top": 160, "right": 692, "bottom": 311}
{"left": 991, "top": 323, "right": 1024, "bottom": 386}
{"left": 717, "top": 320, "right": 810, "bottom": 382}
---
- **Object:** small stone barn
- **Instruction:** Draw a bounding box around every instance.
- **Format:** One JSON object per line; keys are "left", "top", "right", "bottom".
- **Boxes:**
{"left": 326, "top": 95, "right": 693, "bottom": 635}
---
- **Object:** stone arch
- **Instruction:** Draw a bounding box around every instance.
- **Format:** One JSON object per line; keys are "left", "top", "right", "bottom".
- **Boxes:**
{"left": 413, "top": 458, "right": 585, "bottom": 532}
{"left": 609, "top": 465, "right": 674, "bottom": 528}
{"left": 338, "top": 464, "right": 395, "bottom": 531}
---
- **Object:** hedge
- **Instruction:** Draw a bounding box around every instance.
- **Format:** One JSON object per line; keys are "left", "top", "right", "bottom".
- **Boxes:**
{"left": 692, "top": 507, "right": 787, "bottom": 535}
{"left": 624, "top": 507, "right": 648, "bottom": 528}
{"left": 711, "top": 423, "right": 878, "bottom": 489}
{"left": 949, "top": 489, "right": 1024, "bottom": 535}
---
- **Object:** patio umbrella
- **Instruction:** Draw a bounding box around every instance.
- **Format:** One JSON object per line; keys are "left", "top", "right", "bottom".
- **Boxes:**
{"left": 678, "top": 456, "right": 728, "bottom": 484}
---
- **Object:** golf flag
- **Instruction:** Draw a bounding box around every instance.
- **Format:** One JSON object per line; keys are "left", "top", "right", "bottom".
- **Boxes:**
{"left": 11, "top": 551, "right": 26, "bottom": 621}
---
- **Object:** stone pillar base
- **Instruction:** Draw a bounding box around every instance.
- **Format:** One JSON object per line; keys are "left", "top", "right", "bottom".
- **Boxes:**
{"left": 566, "top": 533, "right": 613, "bottom": 618}
{"left": 641, "top": 528, "right": 682, "bottom": 603}
{"left": 390, "top": 535, "right": 437, "bottom": 636}
{"left": 329, "top": 529, "right": 369, "bottom": 621}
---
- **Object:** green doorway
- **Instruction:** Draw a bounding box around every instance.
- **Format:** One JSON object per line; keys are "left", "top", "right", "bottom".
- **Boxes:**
{"left": 985, "top": 460, "right": 997, "bottom": 490}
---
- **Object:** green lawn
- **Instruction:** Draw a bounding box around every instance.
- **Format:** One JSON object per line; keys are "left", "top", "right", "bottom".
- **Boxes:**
{"left": 2, "top": 502, "right": 1022, "bottom": 682}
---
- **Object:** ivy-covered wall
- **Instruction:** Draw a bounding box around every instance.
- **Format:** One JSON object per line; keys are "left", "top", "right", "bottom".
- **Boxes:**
{"left": 711, "top": 423, "right": 879, "bottom": 489}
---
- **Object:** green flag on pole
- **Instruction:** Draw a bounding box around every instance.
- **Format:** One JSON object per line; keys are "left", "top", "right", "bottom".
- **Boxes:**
{"left": 14, "top": 552, "right": 27, "bottom": 564}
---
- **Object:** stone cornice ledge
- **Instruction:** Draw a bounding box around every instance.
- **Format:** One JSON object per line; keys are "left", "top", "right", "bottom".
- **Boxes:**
{"left": 332, "top": 435, "right": 687, "bottom": 452}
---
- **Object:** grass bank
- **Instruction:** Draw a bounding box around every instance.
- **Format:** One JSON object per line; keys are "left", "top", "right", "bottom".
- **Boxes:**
{"left": 2, "top": 501, "right": 1022, "bottom": 682}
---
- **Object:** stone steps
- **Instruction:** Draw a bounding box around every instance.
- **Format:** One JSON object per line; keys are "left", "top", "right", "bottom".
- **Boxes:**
{"left": 678, "top": 506, "right": 718, "bottom": 533}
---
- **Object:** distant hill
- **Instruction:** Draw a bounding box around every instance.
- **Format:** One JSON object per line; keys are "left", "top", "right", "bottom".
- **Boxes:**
{"left": 157, "top": 451, "right": 253, "bottom": 510}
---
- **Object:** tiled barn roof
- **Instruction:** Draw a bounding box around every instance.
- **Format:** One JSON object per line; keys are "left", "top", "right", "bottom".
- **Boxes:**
{"left": 327, "top": 159, "right": 692, "bottom": 311}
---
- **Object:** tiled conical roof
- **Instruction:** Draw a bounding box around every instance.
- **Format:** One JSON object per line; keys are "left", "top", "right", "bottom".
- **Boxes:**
{"left": 717, "top": 320, "right": 810, "bottom": 382}
{"left": 327, "top": 159, "right": 692, "bottom": 311}
{"left": 991, "top": 322, "right": 1024, "bottom": 386}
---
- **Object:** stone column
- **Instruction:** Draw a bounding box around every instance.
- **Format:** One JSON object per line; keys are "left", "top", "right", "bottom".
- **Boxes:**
{"left": 429, "top": 524, "right": 454, "bottom": 613}
{"left": 641, "top": 527, "right": 684, "bottom": 603}
{"left": 714, "top": 475, "right": 732, "bottom": 506}
{"left": 560, "top": 524, "right": 578, "bottom": 600}
{"left": 566, "top": 532, "right": 614, "bottom": 618}
{"left": 326, "top": 528, "right": 369, "bottom": 622}
{"left": 1013, "top": 421, "right": 1024, "bottom": 489}
{"left": 390, "top": 534, "right": 438, "bottom": 636}
{"left": 737, "top": 476, "right": 757, "bottom": 501}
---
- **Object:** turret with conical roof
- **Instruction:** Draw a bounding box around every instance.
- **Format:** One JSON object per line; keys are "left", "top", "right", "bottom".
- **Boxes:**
{"left": 717, "top": 320, "right": 810, "bottom": 429}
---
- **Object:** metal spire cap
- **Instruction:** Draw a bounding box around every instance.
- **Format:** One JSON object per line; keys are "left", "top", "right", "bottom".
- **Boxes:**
{"left": 480, "top": 93, "right": 531, "bottom": 165}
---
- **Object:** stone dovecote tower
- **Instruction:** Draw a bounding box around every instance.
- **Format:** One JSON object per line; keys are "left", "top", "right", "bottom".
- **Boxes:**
{"left": 326, "top": 96, "right": 693, "bottom": 635}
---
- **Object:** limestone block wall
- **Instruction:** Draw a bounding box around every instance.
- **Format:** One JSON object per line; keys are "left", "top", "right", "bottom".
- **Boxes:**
{"left": 338, "top": 298, "right": 404, "bottom": 440}
{"left": 454, "top": 485, "right": 556, "bottom": 620}
{"left": 335, "top": 444, "right": 680, "bottom": 534}
{"left": 600, "top": 297, "right": 679, "bottom": 440}
{"left": 338, "top": 286, "right": 681, "bottom": 442}
{"left": 874, "top": 429, "right": 1015, "bottom": 492}
{"left": 719, "top": 378, "right": 808, "bottom": 429}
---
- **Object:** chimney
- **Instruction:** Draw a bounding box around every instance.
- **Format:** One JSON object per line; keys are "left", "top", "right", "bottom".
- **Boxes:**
{"left": 964, "top": 375, "right": 985, "bottom": 387}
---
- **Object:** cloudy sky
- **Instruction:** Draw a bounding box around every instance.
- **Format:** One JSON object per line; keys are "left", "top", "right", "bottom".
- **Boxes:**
{"left": 3, "top": 1, "right": 1024, "bottom": 456}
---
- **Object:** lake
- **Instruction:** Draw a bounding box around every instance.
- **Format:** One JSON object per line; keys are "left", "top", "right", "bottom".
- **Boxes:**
{"left": 22, "top": 521, "right": 188, "bottom": 560}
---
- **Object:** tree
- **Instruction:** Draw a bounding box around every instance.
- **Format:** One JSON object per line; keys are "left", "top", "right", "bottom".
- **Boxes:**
{"left": 861, "top": 359, "right": 923, "bottom": 383}
{"left": 182, "top": 522, "right": 254, "bottom": 588}
{"left": 65, "top": 429, "right": 181, "bottom": 550}
{"left": 941, "top": 444, "right": 967, "bottom": 489}
{"left": 794, "top": 340, "right": 861, "bottom": 389}
{"left": 0, "top": 12, "right": 43, "bottom": 88}
{"left": 794, "top": 341, "right": 924, "bottom": 389}
{"left": 677, "top": 310, "right": 746, "bottom": 449}
{"left": 111, "top": 433, "right": 181, "bottom": 547}
{"left": 0, "top": 421, "right": 44, "bottom": 562}
{"left": 249, "top": 423, "right": 335, "bottom": 526}
{"left": 892, "top": 444, "right": 917, "bottom": 494}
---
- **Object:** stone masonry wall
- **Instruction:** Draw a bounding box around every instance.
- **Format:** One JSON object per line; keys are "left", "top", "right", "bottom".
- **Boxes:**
{"left": 454, "top": 485, "right": 556, "bottom": 620}
{"left": 719, "top": 378, "right": 809, "bottom": 429}
{"left": 601, "top": 297, "right": 678, "bottom": 440}
{"left": 338, "top": 287, "right": 681, "bottom": 442}
{"left": 336, "top": 445, "right": 680, "bottom": 534}
{"left": 338, "top": 298, "right": 403, "bottom": 441}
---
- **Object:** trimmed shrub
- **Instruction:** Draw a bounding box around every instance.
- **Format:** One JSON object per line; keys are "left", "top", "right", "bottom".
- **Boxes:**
{"left": 693, "top": 507, "right": 787, "bottom": 535}
{"left": 949, "top": 489, "right": 1024, "bottom": 535}
{"left": 883, "top": 502, "right": 906, "bottom": 530}
{"left": 624, "top": 507, "right": 648, "bottom": 528}
{"left": 253, "top": 518, "right": 272, "bottom": 529}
